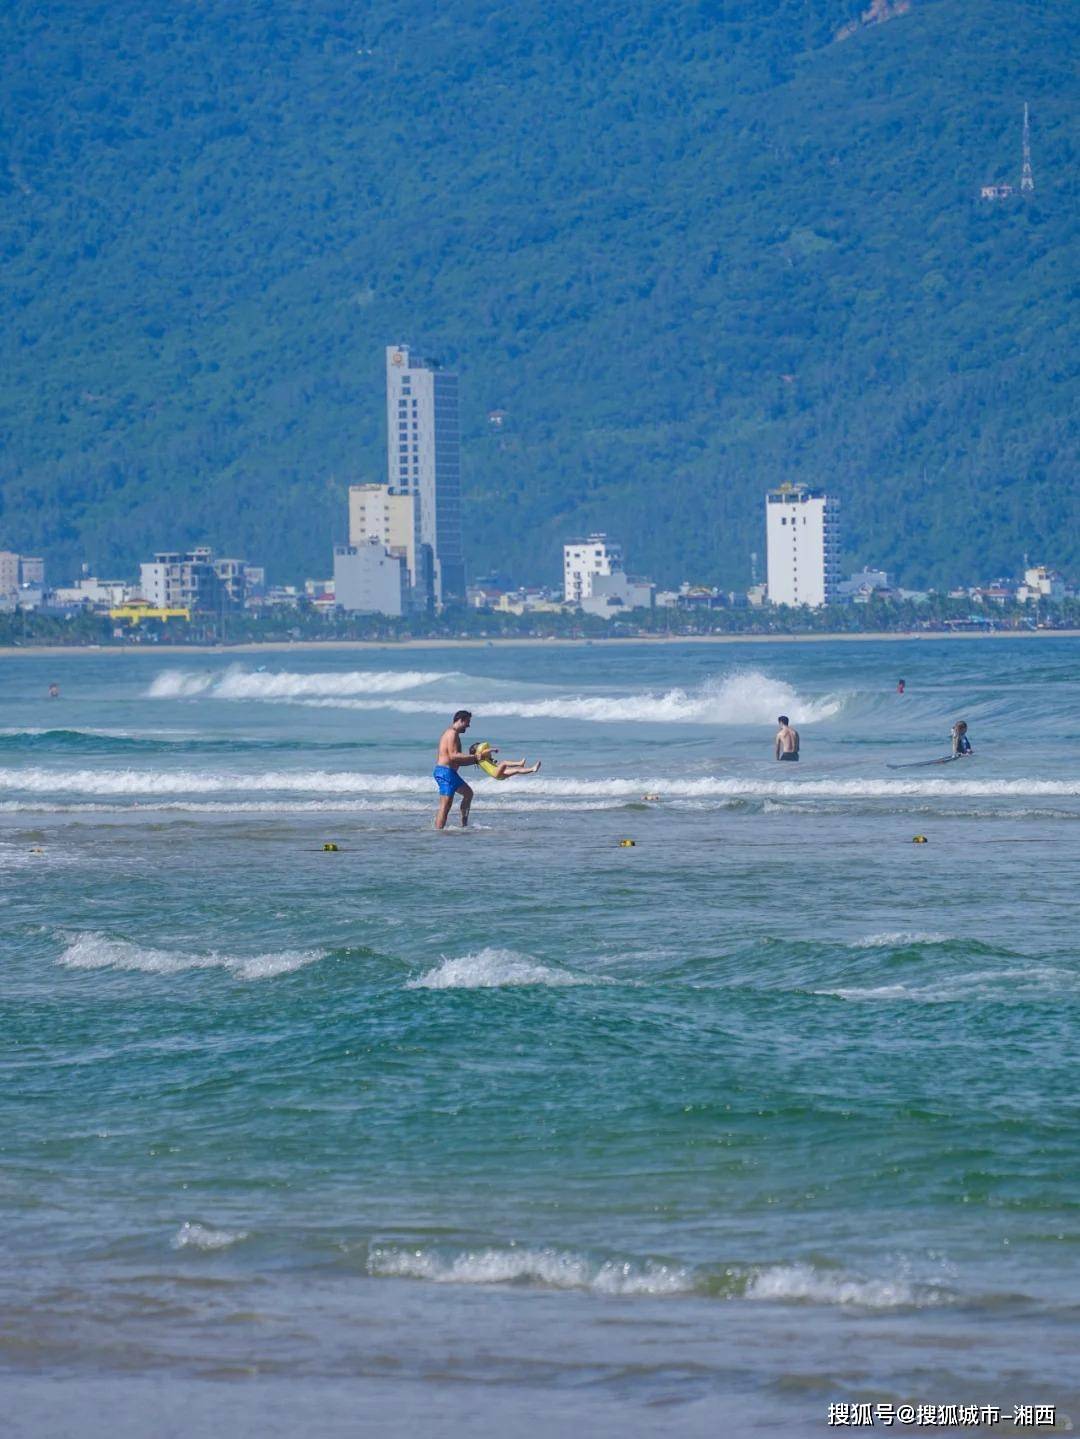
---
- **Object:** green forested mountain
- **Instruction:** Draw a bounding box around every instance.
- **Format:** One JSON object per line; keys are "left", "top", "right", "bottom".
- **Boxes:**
{"left": 1, "top": 0, "right": 1076, "bottom": 590}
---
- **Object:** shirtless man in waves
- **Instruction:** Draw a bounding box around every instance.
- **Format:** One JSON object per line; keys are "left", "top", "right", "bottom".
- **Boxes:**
{"left": 775, "top": 715, "right": 800, "bottom": 763}
{"left": 433, "top": 710, "right": 484, "bottom": 829}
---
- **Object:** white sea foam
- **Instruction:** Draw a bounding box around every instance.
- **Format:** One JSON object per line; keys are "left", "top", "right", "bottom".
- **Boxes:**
{"left": 171, "top": 1221, "right": 248, "bottom": 1251}
{"left": 58, "top": 932, "right": 323, "bottom": 981}
{"left": 746, "top": 1262, "right": 932, "bottom": 1309}
{"left": 148, "top": 666, "right": 449, "bottom": 699}
{"left": 850, "top": 931, "right": 952, "bottom": 948}
{"left": 819, "top": 966, "right": 1077, "bottom": 1004}
{"left": 293, "top": 670, "right": 842, "bottom": 725}
{"left": 407, "top": 948, "right": 598, "bottom": 989}
{"left": 4, "top": 767, "right": 1079, "bottom": 800}
{"left": 368, "top": 1245, "right": 692, "bottom": 1295}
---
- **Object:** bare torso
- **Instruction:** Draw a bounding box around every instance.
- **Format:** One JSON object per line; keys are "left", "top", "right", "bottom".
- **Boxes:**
{"left": 776, "top": 725, "right": 799, "bottom": 755}
{"left": 436, "top": 726, "right": 463, "bottom": 767}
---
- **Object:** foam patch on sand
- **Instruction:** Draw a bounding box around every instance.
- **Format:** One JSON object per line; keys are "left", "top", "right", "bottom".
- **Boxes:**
{"left": 58, "top": 932, "right": 323, "bottom": 981}
{"left": 407, "top": 948, "right": 600, "bottom": 990}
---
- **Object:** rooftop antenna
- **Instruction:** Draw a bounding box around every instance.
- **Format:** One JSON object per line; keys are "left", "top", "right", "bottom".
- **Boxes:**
{"left": 1021, "top": 102, "right": 1034, "bottom": 193}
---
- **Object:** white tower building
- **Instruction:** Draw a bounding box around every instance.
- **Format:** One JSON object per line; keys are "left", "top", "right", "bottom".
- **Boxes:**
{"left": 765, "top": 485, "right": 840, "bottom": 608}
{"left": 385, "top": 345, "right": 464, "bottom": 608}
{"left": 563, "top": 534, "right": 624, "bottom": 603}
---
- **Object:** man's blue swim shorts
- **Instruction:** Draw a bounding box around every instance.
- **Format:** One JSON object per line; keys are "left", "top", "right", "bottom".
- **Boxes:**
{"left": 433, "top": 764, "right": 464, "bottom": 796}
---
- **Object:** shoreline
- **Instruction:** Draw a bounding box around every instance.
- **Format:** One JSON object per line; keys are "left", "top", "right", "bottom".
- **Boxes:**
{"left": 0, "top": 629, "right": 1077, "bottom": 658}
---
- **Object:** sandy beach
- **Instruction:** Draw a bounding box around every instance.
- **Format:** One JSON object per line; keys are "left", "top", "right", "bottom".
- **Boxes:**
{"left": 1, "top": 629, "right": 1077, "bottom": 659}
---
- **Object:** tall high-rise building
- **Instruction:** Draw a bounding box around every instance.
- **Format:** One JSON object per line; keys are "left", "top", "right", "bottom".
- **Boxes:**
{"left": 385, "top": 345, "right": 464, "bottom": 607}
{"left": 765, "top": 485, "right": 840, "bottom": 608}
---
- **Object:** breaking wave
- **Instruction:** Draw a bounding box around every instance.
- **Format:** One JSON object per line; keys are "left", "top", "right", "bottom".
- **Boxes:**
{"left": 4, "top": 768, "right": 1079, "bottom": 799}
{"left": 817, "top": 965, "right": 1079, "bottom": 1004}
{"left": 294, "top": 670, "right": 842, "bottom": 725}
{"left": 368, "top": 1245, "right": 693, "bottom": 1294}
{"left": 743, "top": 1262, "right": 937, "bottom": 1309}
{"left": 366, "top": 1245, "right": 950, "bottom": 1308}
{"left": 58, "top": 932, "right": 324, "bottom": 981}
{"left": 849, "top": 931, "right": 953, "bottom": 948}
{"left": 407, "top": 948, "right": 601, "bottom": 989}
{"left": 148, "top": 666, "right": 450, "bottom": 699}
{"left": 171, "top": 1222, "right": 248, "bottom": 1251}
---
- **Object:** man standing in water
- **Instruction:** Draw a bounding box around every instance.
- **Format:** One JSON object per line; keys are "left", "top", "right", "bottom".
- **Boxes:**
{"left": 433, "top": 710, "right": 483, "bottom": 829}
{"left": 775, "top": 715, "right": 800, "bottom": 762}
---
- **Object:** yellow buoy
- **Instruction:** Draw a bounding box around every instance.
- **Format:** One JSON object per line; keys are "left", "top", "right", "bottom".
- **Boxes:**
{"left": 912, "top": 835, "right": 928, "bottom": 844}
{"left": 323, "top": 842, "right": 340, "bottom": 851}
{"left": 619, "top": 838, "right": 636, "bottom": 847}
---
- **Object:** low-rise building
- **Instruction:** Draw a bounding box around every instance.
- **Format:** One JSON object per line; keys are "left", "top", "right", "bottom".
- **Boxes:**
{"left": 1017, "top": 565, "right": 1065, "bottom": 603}
{"left": 577, "top": 570, "right": 654, "bottom": 617}
{"left": 51, "top": 578, "right": 135, "bottom": 608}
{"left": 564, "top": 534, "right": 623, "bottom": 604}
{"left": 333, "top": 541, "right": 407, "bottom": 617}
{"left": 348, "top": 484, "right": 420, "bottom": 593}
{"left": 495, "top": 588, "right": 565, "bottom": 616}
{"left": 0, "top": 551, "right": 20, "bottom": 598}
{"left": 837, "top": 568, "right": 894, "bottom": 604}
{"left": 140, "top": 548, "right": 221, "bottom": 612}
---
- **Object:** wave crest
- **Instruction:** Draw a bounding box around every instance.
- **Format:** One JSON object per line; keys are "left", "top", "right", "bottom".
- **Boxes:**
{"left": 368, "top": 1245, "right": 692, "bottom": 1295}
{"left": 745, "top": 1262, "right": 934, "bottom": 1309}
{"left": 58, "top": 932, "right": 323, "bottom": 981}
{"left": 366, "top": 1245, "right": 950, "bottom": 1308}
{"left": 407, "top": 948, "right": 598, "bottom": 990}
{"left": 148, "top": 666, "right": 450, "bottom": 699}
{"left": 171, "top": 1221, "right": 248, "bottom": 1251}
{"left": 294, "top": 670, "right": 841, "bottom": 726}
{"left": 5, "top": 768, "right": 1079, "bottom": 800}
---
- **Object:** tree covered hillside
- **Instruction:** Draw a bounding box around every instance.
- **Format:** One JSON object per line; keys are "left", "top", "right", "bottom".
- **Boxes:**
{"left": 1, "top": 0, "right": 1077, "bottom": 589}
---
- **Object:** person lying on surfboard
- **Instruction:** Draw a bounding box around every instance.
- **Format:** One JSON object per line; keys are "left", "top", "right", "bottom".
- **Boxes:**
{"left": 468, "top": 742, "right": 542, "bottom": 780}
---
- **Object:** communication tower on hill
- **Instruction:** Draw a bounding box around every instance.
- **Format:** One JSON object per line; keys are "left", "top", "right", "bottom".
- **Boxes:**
{"left": 1021, "top": 102, "right": 1034, "bottom": 193}
{"left": 979, "top": 103, "right": 1034, "bottom": 202}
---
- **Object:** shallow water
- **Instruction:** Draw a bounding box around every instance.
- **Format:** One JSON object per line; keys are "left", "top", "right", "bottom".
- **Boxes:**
{"left": 2, "top": 639, "right": 1078, "bottom": 1436}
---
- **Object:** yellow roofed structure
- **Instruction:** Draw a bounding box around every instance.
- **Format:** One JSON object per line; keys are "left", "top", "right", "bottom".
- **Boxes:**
{"left": 109, "top": 602, "right": 191, "bottom": 625}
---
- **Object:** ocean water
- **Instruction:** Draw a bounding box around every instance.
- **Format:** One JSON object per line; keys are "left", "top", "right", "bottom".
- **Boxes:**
{"left": 2, "top": 637, "right": 1078, "bottom": 1438}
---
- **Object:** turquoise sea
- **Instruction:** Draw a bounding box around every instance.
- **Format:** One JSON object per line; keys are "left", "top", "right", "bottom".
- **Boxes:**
{"left": 2, "top": 638, "right": 1078, "bottom": 1437}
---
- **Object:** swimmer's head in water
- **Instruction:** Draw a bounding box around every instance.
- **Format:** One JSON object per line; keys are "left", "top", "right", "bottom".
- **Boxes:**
{"left": 955, "top": 721, "right": 967, "bottom": 733}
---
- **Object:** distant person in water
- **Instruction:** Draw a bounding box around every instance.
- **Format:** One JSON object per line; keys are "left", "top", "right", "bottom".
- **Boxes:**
{"left": 433, "top": 710, "right": 483, "bottom": 829}
{"left": 48, "top": 683, "right": 60, "bottom": 698}
{"left": 775, "top": 715, "right": 800, "bottom": 762}
{"left": 897, "top": 678, "right": 905, "bottom": 695}
{"left": 951, "top": 721, "right": 973, "bottom": 758}
{"left": 469, "top": 742, "right": 541, "bottom": 780}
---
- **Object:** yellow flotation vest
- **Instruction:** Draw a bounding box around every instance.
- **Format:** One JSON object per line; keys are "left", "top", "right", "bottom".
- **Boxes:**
{"left": 474, "top": 742, "right": 502, "bottom": 779}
